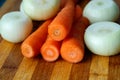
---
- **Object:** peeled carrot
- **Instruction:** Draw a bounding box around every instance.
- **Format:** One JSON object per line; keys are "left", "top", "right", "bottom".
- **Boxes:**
{"left": 40, "top": 35, "right": 61, "bottom": 62}
{"left": 21, "top": 20, "right": 52, "bottom": 58}
{"left": 48, "top": 0, "right": 75, "bottom": 41}
{"left": 60, "top": 0, "right": 78, "bottom": 8}
{"left": 60, "top": 17, "right": 89, "bottom": 63}
{"left": 75, "top": 5, "right": 83, "bottom": 21}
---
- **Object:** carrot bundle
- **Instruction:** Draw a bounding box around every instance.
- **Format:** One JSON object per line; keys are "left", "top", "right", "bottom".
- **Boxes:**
{"left": 48, "top": 0, "right": 75, "bottom": 41}
{"left": 40, "top": 35, "right": 61, "bottom": 62}
{"left": 40, "top": 4, "right": 83, "bottom": 62}
{"left": 60, "top": 17, "right": 89, "bottom": 63}
{"left": 20, "top": 1, "right": 90, "bottom": 63}
{"left": 21, "top": 20, "right": 52, "bottom": 58}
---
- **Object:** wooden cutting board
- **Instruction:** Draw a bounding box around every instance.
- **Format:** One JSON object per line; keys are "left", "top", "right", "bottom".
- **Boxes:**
{"left": 0, "top": 0, "right": 120, "bottom": 80}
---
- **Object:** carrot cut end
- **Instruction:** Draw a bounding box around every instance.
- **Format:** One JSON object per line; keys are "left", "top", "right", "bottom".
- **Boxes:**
{"left": 41, "top": 46, "right": 59, "bottom": 62}
{"left": 60, "top": 38, "right": 84, "bottom": 63}
{"left": 61, "top": 49, "right": 84, "bottom": 63}
{"left": 48, "top": 25, "right": 67, "bottom": 41}
{"left": 21, "top": 44, "right": 36, "bottom": 58}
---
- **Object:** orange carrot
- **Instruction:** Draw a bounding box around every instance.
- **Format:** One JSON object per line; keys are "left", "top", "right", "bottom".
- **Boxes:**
{"left": 60, "top": 17, "right": 89, "bottom": 63}
{"left": 48, "top": 0, "right": 75, "bottom": 41}
{"left": 75, "top": 5, "right": 83, "bottom": 21}
{"left": 40, "top": 35, "right": 61, "bottom": 62}
{"left": 21, "top": 20, "right": 52, "bottom": 58}
{"left": 60, "top": 0, "right": 78, "bottom": 8}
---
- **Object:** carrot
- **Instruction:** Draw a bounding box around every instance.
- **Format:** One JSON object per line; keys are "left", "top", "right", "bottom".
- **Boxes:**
{"left": 60, "top": 17, "right": 89, "bottom": 63}
{"left": 75, "top": 5, "right": 83, "bottom": 21}
{"left": 60, "top": 0, "right": 78, "bottom": 8}
{"left": 48, "top": 0, "right": 75, "bottom": 41}
{"left": 40, "top": 35, "right": 61, "bottom": 62}
{"left": 21, "top": 20, "right": 52, "bottom": 58}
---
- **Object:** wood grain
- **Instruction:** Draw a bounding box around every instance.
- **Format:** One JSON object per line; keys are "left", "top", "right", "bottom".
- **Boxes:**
{"left": 0, "top": 0, "right": 120, "bottom": 80}
{"left": 32, "top": 59, "right": 55, "bottom": 80}
{"left": 0, "top": 40, "right": 15, "bottom": 69}
{"left": 89, "top": 55, "right": 109, "bottom": 80}
{"left": 50, "top": 60, "right": 72, "bottom": 80}
{"left": 108, "top": 55, "right": 120, "bottom": 80}
{"left": 13, "top": 57, "right": 39, "bottom": 80}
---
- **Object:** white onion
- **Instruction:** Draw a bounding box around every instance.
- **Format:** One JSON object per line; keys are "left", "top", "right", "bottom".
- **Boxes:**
{"left": 0, "top": 20, "right": 1, "bottom": 35}
{"left": 20, "top": 1, "right": 24, "bottom": 13}
{"left": 83, "top": 0, "right": 120, "bottom": 24}
{"left": 21, "top": 0, "right": 60, "bottom": 20}
{"left": 84, "top": 21, "right": 120, "bottom": 56}
{"left": 0, "top": 11, "right": 33, "bottom": 43}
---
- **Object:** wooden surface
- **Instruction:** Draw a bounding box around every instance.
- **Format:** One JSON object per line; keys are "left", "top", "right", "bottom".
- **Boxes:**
{"left": 0, "top": 0, "right": 120, "bottom": 80}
